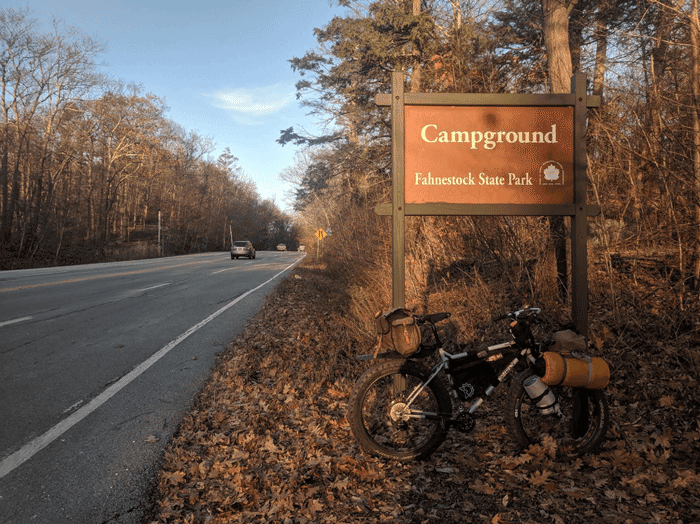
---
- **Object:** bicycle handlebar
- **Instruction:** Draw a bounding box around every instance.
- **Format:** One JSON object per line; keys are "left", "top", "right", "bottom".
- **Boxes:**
{"left": 416, "top": 308, "right": 541, "bottom": 325}
{"left": 491, "top": 307, "right": 542, "bottom": 323}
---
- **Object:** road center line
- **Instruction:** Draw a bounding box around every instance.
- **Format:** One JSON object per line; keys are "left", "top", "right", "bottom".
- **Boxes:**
{"left": 0, "top": 316, "right": 32, "bottom": 328}
{"left": 0, "top": 256, "right": 304, "bottom": 479}
{"left": 211, "top": 268, "right": 235, "bottom": 275}
{"left": 0, "top": 258, "right": 217, "bottom": 293}
{"left": 137, "top": 283, "right": 171, "bottom": 292}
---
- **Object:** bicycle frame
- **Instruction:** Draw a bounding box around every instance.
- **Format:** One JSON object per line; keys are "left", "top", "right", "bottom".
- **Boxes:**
{"left": 377, "top": 307, "right": 543, "bottom": 422}
{"left": 400, "top": 339, "right": 531, "bottom": 421}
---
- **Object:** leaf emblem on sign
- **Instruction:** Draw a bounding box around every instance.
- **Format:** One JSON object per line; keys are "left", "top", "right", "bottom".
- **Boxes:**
{"left": 544, "top": 163, "right": 561, "bottom": 181}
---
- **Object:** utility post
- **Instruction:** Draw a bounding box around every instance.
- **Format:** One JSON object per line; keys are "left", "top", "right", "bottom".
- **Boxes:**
{"left": 158, "top": 210, "right": 162, "bottom": 257}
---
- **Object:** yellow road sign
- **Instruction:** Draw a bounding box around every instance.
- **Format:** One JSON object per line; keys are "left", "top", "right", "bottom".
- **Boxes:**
{"left": 315, "top": 228, "right": 327, "bottom": 240}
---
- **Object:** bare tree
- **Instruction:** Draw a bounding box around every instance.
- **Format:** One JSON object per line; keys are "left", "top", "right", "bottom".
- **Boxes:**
{"left": 0, "top": 8, "right": 101, "bottom": 249}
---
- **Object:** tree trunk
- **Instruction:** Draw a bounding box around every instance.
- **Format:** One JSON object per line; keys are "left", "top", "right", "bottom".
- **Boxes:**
{"left": 0, "top": 147, "right": 8, "bottom": 245}
{"left": 638, "top": 3, "right": 672, "bottom": 233}
{"left": 5, "top": 159, "right": 22, "bottom": 246}
{"left": 690, "top": 0, "right": 700, "bottom": 290}
{"left": 541, "top": 0, "right": 574, "bottom": 93}
{"left": 541, "top": 0, "right": 576, "bottom": 298}
{"left": 592, "top": 18, "right": 608, "bottom": 100}
{"left": 450, "top": 0, "right": 461, "bottom": 31}
{"left": 410, "top": 0, "right": 422, "bottom": 92}
{"left": 568, "top": 1, "right": 584, "bottom": 73}
{"left": 29, "top": 171, "right": 43, "bottom": 251}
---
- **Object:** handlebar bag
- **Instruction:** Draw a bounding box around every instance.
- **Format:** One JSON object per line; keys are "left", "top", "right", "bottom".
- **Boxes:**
{"left": 550, "top": 329, "right": 587, "bottom": 352}
{"left": 374, "top": 308, "right": 421, "bottom": 356}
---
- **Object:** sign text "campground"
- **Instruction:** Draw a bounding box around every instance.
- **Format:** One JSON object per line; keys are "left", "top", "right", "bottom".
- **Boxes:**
{"left": 420, "top": 124, "right": 558, "bottom": 150}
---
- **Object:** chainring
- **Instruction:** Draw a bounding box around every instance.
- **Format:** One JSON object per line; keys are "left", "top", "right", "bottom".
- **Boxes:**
{"left": 451, "top": 412, "right": 475, "bottom": 433}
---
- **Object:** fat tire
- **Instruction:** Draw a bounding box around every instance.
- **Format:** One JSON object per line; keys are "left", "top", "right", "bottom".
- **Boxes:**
{"left": 347, "top": 359, "right": 452, "bottom": 461}
{"left": 505, "top": 370, "right": 610, "bottom": 457}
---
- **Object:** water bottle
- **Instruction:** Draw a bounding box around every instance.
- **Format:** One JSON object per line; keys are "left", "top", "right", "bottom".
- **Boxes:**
{"left": 523, "top": 375, "right": 557, "bottom": 415}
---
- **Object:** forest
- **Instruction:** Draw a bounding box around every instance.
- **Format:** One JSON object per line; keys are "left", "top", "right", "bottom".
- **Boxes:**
{"left": 0, "top": 8, "right": 298, "bottom": 270}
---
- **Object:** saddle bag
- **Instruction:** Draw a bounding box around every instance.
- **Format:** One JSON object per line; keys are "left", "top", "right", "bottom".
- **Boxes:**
{"left": 374, "top": 308, "right": 421, "bottom": 357}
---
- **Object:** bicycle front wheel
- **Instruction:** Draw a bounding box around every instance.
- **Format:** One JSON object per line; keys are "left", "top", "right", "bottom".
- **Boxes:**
{"left": 347, "top": 359, "right": 452, "bottom": 461}
{"left": 505, "top": 370, "right": 610, "bottom": 457}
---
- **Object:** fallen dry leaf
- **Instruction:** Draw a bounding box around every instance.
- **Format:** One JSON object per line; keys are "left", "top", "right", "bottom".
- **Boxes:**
{"left": 151, "top": 260, "right": 700, "bottom": 524}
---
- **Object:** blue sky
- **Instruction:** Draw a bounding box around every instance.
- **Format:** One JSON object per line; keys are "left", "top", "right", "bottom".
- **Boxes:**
{"left": 11, "top": 0, "right": 347, "bottom": 210}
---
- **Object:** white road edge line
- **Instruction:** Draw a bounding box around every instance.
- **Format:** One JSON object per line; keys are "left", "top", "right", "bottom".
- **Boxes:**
{"left": 0, "top": 316, "right": 32, "bottom": 328}
{"left": 0, "top": 256, "right": 304, "bottom": 479}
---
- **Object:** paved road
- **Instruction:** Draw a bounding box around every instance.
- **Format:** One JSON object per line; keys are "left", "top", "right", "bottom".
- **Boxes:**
{"left": 0, "top": 251, "right": 304, "bottom": 523}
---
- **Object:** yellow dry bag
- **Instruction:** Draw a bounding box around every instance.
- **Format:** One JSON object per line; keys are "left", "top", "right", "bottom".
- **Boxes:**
{"left": 539, "top": 351, "right": 610, "bottom": 389}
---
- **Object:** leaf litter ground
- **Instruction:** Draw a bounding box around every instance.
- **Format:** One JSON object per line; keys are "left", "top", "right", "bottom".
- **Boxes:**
{"left": 153, "top": 261, "right": 700, "bottom": 524}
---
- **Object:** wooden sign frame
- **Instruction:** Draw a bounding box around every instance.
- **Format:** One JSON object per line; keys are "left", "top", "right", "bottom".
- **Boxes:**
{"left": 375, "top": 71, "right": 600, "bottom": 335}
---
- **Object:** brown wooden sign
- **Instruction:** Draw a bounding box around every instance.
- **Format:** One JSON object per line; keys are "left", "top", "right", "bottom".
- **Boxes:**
{"left": 404, "top": 106, "right": 574, "bottom": 205}
{"left": 375, "top": 72, "right": 600, "bottom": 336}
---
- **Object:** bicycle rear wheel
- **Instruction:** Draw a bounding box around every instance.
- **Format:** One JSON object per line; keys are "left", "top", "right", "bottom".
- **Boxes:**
{"left": 347, "top": 360, "right": 452, "bottom": 461}
{"left": 505, "top": 370, "right": 609, "bottom": 457}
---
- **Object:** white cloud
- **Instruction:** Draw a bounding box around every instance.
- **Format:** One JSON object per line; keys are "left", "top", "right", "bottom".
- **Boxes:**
{"left": 205, "top": 84, "right": 294, "bottom": 123}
